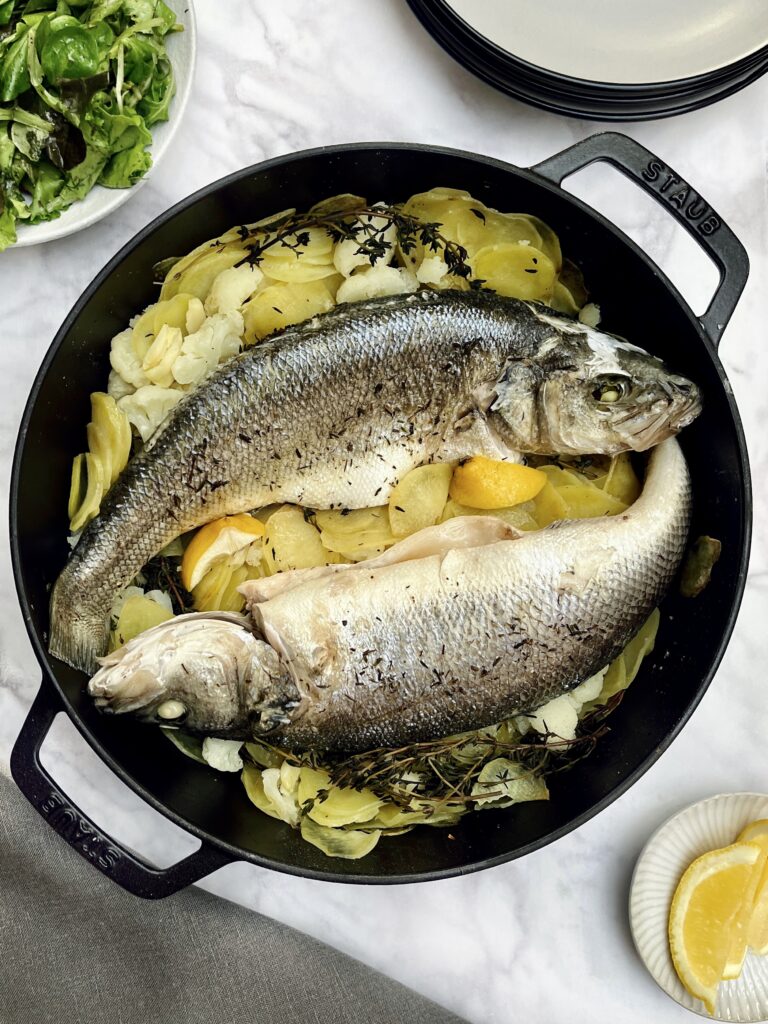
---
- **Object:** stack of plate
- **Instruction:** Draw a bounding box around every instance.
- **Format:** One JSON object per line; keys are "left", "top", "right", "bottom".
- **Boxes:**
{"left": 407, "top": 0, "right": 768, "bottom": 121}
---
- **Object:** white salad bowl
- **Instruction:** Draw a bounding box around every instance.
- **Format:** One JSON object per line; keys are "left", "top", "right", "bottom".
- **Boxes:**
{"left": 12, "top": 0, "right": 196, "bottom": 249}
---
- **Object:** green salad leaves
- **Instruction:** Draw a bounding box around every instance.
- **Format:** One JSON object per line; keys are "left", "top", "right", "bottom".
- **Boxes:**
{"left": 0, "top": 0, "right": 179, "bottom": 250}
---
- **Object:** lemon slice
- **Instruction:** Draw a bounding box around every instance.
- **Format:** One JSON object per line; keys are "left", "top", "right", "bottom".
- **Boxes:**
{"left": 181, "top": 514, "right": 265, "bottom": 591}
{"left": 723, "top": 821, "right": 768, "bottom": 978}
{"left": 737, "top": 820, "right": 768, "bottom": 958}
{"left": 668, "top": 841, "right": 760, "bottom": 1014}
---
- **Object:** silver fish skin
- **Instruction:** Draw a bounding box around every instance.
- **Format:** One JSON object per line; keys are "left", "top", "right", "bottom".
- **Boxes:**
{"left": 53, "top": 289, "right": 700, "bottom": 673}
{"left": 88, "top": 438, "right": 691, "bottom": 753}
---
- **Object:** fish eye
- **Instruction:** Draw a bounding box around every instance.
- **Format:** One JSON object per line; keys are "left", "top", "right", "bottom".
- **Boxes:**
{"left": 591, "top": 377, "right": 630, "bottom": 404}
{"left": 156, "top": 699, "right": 187, "bottom": 721}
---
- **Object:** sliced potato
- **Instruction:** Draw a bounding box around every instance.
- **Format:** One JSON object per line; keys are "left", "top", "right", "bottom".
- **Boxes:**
{"left": 594, "top": 655, "right": 627, "bottom": 707}
{"left": 471, "top": 243, "right": 556, "bottom": 302}
{"left": 455, "top": 207, "right": 543, "bottom": 259}
{"left": 242, "top": 764, "right": 283, "bottom": 820}
{"left": 388, "top": 464, "right": 453, "bottom": 538}
{"left": 602, "top": 453, "right": 641, "bottom": 506}
{"left": 537, "top": 464, "right": 583, "bottom": 488}
{"left": 440, "top": 498, "right": 539, "bottom": 531}
{"left": 549, "top": 280, "right": 580, "bottom": 316}
{"left": 471, "top": 758, "right": 549, "bottom": 808}
{"left": 113, "top": 595, "right": 173, "bottom": 648}
{"left": 519, "top": 214, "right": 563, "bottom": 272}
{"left": 313, "top": 506, "right": 390, "bottom": 536}
{"left": 300, "top": 816, "right": 381, "bottom": 859}
{"left": 406, "top": 799, "right": 465, "bottom": 826}
{"left": 262, "top": 767, "right": 300, "bottom": 825}
{"left": 297, "top": 766, "right": 332, "bottom": 808}
{"left": 91, "top": 392, "right": 132, "bottom": 487}
{"left": 308, "top": 193, "right": 367, "bottom": 217}
{"left": 69, "top": 451, "right": 105, "bottom": 533}
{"left": 162, "top": 248, "right": 249, "bottom": 302}
{"left": 192, "top": 562, "right": 263, "bottom": 613}
{"left": 556, "top": 483, "right": 628, "bottom": 519}
{"left": 532, "top": 480, "right": 568, "bottom": 527}
{"left": 257, "top": 228, "right": 335, "bottom": 282}
{"left": 315, "top": 506, "right": 396, "bottom": 561}
{"left": 244, "top": 741, "right": 284, "bottom": 769}
{"left": 366, "top": 803, "right": 429, "bottom": 829}
{"left": 155, "top": 293, "right": 197, "bottom": 335}
{"left": 205, "top": 264, "right": 264, "bottom": 315}
{"left": 307, "top": 785, "right": 382, "bottom": 828}
{"left": 67, "top": 453, "right": 87, "bottom": 523}
{"left": 450, "top": 457, "right": 546, "bottom": 509}
{"left": 264, "top": 506, "right": 337, "bottom": 574}
{"left": 243, "top": 279, "right": 336, "bottom": 344}
{"left": 623, "top": 608, "right": 660, "bottom": 685}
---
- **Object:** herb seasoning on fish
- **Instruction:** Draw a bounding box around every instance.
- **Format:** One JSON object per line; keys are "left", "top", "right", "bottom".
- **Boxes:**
{"left": 51, "top": 289, "right": 700, "bottom": 673}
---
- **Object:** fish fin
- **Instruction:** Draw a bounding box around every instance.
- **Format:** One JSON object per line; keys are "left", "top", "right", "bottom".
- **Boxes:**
{"left": 49, "top": 574, "right": 107, "bottom": 675}
{"left": 240, "top": 517, "right": 520, "bottom": 610}
{"left": 433, "top": 407, "right": 523, "bottom": 463}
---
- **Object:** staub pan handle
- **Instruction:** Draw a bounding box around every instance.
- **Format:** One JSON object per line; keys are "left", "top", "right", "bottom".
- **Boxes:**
{"left": 11, "top": 682, "right": 234, "bottom": 899}
{"left": 531, "top": 132, "right": 749, "bottom": 348}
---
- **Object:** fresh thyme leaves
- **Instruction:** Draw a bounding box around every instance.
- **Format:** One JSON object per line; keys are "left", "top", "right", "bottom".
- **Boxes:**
{"left": 235, "top": 203, "right": 478, "bottom": 284}
{"left": 244, "top": 691, "right": 623, "bottom": 816}
{"left": 142, "top": 554, "right": 193, "bottom": 614}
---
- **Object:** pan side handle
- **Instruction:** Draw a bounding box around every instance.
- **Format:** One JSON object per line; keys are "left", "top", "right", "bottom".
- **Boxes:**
{"left": 10, "top": 682, "right": 233, "bottom": 899}
{"left": 531, "top": 132, "right": 748, "bottom": 347}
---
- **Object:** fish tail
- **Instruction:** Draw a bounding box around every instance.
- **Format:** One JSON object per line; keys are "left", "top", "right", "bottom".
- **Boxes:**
{"left": 49, "top": 567, "right": 107, "bottom": 674}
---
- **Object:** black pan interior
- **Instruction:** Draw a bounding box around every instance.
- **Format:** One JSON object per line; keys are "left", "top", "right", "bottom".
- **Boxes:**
{"left": 13, "top": 146, "right": 749, "bottom": 881}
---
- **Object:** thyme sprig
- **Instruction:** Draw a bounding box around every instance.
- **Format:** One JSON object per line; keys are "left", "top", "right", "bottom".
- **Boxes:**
{"left": 246, "top": 692, "right": 623, "bottom": 816}
{"left": 234, "top": 203, "right": 479, "bottom": 284}
{"left": 141, "top": 555, "right": 194, "bottom": 614}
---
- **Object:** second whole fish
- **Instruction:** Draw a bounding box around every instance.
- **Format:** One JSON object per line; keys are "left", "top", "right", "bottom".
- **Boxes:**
{"left": 88, "top": 438, "right": 691, "bottom": 753}
{"left": 51, "top": 289, "right": 700, "bottom": 672}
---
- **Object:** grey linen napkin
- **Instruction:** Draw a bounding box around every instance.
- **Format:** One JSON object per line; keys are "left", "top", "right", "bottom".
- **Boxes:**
{"left": 0, "top": 772, "right": 465, "bottom": 1024}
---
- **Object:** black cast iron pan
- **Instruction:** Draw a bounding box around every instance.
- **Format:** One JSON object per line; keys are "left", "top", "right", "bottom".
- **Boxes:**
{"left": 9, "top": 133, "right": 751, "bottom": 897}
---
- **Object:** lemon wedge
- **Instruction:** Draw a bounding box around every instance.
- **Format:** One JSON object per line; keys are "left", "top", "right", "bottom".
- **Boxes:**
{"left": 738, "top": 820, "right": 768, "bottom": 958}
{"left": 723, "top": 821, "right": 768, "bottom": 978}
{"left": 668, "top": 841, "right": 760, "bottom": 1014}
{"left": 181, "top": 514, "right": 265, "bottom": 591}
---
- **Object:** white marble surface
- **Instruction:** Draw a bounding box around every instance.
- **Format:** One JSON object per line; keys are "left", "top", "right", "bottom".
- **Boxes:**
{"left": 1, "top": 2, "right": 767, "bottom": 1021}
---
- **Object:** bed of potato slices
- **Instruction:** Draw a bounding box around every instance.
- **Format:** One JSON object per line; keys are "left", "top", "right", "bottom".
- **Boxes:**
{"left": 77, "top": 187, "right": 662, "bottom": 860}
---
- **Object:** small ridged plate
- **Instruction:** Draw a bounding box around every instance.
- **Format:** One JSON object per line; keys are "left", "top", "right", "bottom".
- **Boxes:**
{"left": 630, "top": 794, "right": 768, "bottom": 1021}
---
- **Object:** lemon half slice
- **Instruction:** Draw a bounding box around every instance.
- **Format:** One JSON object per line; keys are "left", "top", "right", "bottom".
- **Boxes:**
{"left": 181, "top": 514, "right": 265, "bottom": 591}
{"left": 668, "top": 841, "right": 760, "bottom": 1014}
{"left": 738, "top": 820, "right": 768, "bottom": 958}
{"left": 723, "top": 821, "right": 768, "bottom": 978}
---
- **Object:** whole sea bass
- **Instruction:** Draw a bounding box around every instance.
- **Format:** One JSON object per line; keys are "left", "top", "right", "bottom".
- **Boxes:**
{"left": 51, "top": 289, "right": 700, "bottom": 672}
{"left": 89, "top": 438, "right": 691, "bottom": 752}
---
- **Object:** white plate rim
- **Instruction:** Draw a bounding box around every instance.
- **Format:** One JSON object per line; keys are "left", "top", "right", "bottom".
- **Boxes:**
{"left": 440, "top": 0, "right": 768, "bottom": 87}
{"left": 11, "top": 0, "right": 197, "bottom": 248}
{"left": 629, "top": 792, "right": 768, "bottom": 1022}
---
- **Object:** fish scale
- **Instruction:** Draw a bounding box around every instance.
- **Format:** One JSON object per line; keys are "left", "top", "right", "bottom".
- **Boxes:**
{"left": 51, "top": 289, "right": 699, "bottom": 674}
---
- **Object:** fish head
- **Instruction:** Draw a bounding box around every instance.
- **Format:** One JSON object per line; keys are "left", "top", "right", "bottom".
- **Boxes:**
{"left": 87, "top": 613, "right": 263, "bottom": 735}
{"left": 488, "top": 315, "right": 701, "bottom": 455}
